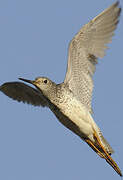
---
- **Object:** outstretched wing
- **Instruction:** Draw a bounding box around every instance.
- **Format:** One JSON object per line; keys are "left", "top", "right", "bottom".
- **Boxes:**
{"left": 0, "top": 82, "right": 47, "bottom": 107}
{"left": 64, "top": 2, "right": 121, "bottom": 113}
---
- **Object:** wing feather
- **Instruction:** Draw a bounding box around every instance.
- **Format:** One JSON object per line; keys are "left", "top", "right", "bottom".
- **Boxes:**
{"left": 0, "top": 82, "right": 47, "bottom": 107}
{"left": 64, "top": 2, "right": 121, "bottom": 113}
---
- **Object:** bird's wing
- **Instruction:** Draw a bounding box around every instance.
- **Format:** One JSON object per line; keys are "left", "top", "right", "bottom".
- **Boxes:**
{"left": 0, "top": 82, "right": 47, "bottom": 107}
{"left": 64, "top": 2, "right": 121, "bottom": 113}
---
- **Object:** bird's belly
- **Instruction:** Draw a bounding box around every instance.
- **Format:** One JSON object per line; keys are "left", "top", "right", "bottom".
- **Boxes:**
{"left": 56, "top": 97, "right": 94, "bottom": 138}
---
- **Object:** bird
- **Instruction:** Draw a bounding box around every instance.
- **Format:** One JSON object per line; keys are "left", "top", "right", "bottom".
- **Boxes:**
{"left": 0, "top": 1, "right": 122, "bottom": 176}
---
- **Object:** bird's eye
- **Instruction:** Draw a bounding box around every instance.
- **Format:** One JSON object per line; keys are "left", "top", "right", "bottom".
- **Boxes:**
{"left": 44, "top": 79, "right": 47, "bottom": 84}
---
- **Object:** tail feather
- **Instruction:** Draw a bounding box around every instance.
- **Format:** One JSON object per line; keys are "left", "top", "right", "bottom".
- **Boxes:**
{"left": 98, "top": 129, "right": 114, "bottom": 155}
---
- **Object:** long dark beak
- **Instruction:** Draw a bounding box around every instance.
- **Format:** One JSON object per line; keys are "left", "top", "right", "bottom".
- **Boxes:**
{"left": 19, "top": 78, "right": 35, "bottom": 85}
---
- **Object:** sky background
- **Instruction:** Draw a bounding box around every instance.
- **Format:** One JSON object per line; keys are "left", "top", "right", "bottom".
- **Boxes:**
{"left": 0, "top": 0, "right": 123, "bottom": 179}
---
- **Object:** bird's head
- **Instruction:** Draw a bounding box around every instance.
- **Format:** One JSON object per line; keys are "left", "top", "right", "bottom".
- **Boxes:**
{"left": 19, "top": 77, "right": 57, "bottom": 98}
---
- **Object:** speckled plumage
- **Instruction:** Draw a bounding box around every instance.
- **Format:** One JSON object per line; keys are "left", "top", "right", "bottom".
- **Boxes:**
{"left": 0, "top": 1, "right": 122, "bottom": 176}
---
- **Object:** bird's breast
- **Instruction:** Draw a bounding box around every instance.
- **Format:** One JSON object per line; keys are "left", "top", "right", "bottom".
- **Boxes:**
{"left": 50, "top": 92, "right": 94, "bottom": 138}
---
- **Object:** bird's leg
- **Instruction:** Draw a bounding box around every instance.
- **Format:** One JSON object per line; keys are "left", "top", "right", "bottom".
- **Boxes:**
{"left": 85, "top": 139, "right": 106, "bottom": 158}
{"left": 93, "top": 130, "right": 122, "bottom": 176}
{"left": 93, "top": 130, "right": 117, "bottom": 165}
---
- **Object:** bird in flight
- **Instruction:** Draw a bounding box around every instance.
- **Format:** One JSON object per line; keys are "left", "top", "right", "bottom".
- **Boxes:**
{"left": 0, "top": 1, "right": 122, "bottom": 176}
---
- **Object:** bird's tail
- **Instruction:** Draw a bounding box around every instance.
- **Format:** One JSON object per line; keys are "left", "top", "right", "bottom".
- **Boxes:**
{"left": 85, "top": 130, "right": 122, "bottom": 177}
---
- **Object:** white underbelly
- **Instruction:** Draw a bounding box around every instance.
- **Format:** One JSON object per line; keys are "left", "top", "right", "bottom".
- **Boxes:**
{"left": 58, "top": 96, "right": 94, "bottom": 138}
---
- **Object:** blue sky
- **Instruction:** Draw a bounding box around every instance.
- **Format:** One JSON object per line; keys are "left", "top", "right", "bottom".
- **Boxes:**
{"left": 0, "top": 0, "right": 123, "bottom": 179}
